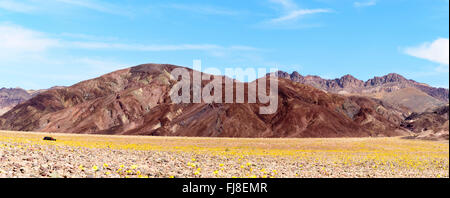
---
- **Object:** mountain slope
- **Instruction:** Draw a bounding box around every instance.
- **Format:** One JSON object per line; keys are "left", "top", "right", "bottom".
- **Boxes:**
{"left": 0, "top": 64, "right": 408, "bottom": 138}
{"left": 401, "top": 104, "right": 449, "bottom": 140}
{"left": 0, "top": 88, "right": 49, "bottom": 116}
{"left": 0, "top": 88, "right": 31, "bottom": 116}
{"left": 0, "top": 87, "right": 61, "bottom": 116}
{"left": 375, "top": 87, "right": 444, "bottom": 113}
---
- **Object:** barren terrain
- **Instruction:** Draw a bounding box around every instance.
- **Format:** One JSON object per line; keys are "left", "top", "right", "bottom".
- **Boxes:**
{"left": 0, "top": 64, "right": 409, "bottom": 138}
{"left": 0, "top": 130, "right": 448, "bottom": 178}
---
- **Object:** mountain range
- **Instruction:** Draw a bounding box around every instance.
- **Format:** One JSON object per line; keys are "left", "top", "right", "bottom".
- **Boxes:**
{"left": 0, "top": 87, "right": 64, "bottom": 116}
{"left": 0, "top": 88, "right": 42, "bottom": 116}
{"left": 0, "top": 63, "right": 448, "bottom": 138}
{"left": 274, "top": 71, "right": 448, "bottom": 113}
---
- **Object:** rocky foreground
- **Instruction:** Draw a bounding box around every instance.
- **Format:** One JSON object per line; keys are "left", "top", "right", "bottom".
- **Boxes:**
{"left": 0, "top": 131, "right": 448, "bottom": 178}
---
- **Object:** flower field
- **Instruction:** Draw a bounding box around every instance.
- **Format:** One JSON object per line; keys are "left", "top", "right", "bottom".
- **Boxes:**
{"left": 0, "top": 130, "right": 448, "bottom": 178}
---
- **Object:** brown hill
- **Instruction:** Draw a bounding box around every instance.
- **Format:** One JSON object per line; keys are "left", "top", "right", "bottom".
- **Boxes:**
{"left": 0, "top": 88, "right": 47, "bottom": 116}
{"left": 0, "top": 88, "right": 31, "bottom": 116}
{"left": 274, "top": 71, "right": 448, "bottom": 113}
{"left": 0, "top": 87, "right": 63, "bottom": 116}
{"left": 0, "top": 64, "right": 408, "bottom": 138}
{"left": 373, "top": 87, "right": 444, "bottom": 113}
{"left": 401, "top": 104, "right": 449, "bottom": 140}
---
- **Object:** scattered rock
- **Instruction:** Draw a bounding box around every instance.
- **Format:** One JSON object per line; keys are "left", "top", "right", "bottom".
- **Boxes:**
{"left": 43, "top": 137, "right": 56, "bottom": 141}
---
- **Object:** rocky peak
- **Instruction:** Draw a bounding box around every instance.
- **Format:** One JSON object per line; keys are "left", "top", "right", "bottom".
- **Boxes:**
{"left": 289, "top": 71, "right": 303, "bottom": 82}
{"left": 365, "top": 73, "right": 409, "bottom": 87}
{"left": 0, "top": 88, "right": 33, "bottom": 116}
{"left": 272, "top": 71, "right": 291, "bottom": 79}
{"left": 272, "top": 70, "right": 449, "bottom": 103}
{"left": 340, "top": 74, "right": 359, "bottom": 81}
{"left": 0, "top": 88, "right": 31, "bottom": 101}
{"left": 272, "top": 71, "right": 304, "bottom": 82}
{"left": 337, "top": 74, "right": 364, "bottom": 88}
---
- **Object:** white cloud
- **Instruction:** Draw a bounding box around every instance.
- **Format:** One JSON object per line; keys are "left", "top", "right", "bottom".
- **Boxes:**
{"left": 271, "top": 9, "right": 332, "bottom": 23}
{"left": 53, "top": 0, "right": 132, "bottom": 16}
{"left": 354, "top": 0, "right": 377, "bottom": 8}
{"left": 0, "top": 23, "right": 59, "bottom": 59}
{"left": 165, "top": 4, "right": 240, "bottom": 16}
{"left": 65, "top": 42, "right": 223, "bottom": 51}
{"left": 0, "top": 24, "right": 129, "bottom": 89}
{"left": 435, "top": 64, "right": 449, "bottom": 73}
{"left": 268, "top": 0, "right": 331, "bottom": 23}
{"left": 0, "top": 0, "right": 35, "bottom": 13}
{"left": 63, "top": 41, "right": 258, "bottom": 52}
{"left": 404, "top": 38, "right": 449, "bottom": 65}
{"left": 59, "top": 32, "right": 118, "bottom": 41}
{"left": 0, "top": 0, "right": 132, "bottom": 16}
{"left": 0, "top": 23, "right": 260, "bottom": 89}
{"left": 269, "top": 0, "right": 298, "bottom": 10}
{"left": 0, "top": 23, "right": 258, "bottom": 55}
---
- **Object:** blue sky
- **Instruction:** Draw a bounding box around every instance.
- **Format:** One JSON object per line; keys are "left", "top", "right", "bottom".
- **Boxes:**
{"left": 0, "top": 0, "right": 448, "bottom": 89}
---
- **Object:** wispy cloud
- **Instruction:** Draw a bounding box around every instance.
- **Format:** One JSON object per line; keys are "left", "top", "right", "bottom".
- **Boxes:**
{"left": 64, "top": 41, "right": 257, "bottom": 52}
{"left": 387, "top": 38, "right": 450, "bottom": 87}
{"left": 164, "top": 4, "right": 240, "bottom": 16}
{"left": 271, "top": 9, "right": 331, "bottom": 23}
{"left": 0, "top": 0, "right": 35, "bottom": 13}
{"left": 0, "top": 21, "right": 261, "bottom": 76}
{"left": 267, "top": 0, "right": 332, "bottom": 24}
{"left": 0, "top": 0, "right": 133, "bottom": 16}
{"left": 0, "top": 23, "right": 58, "bottom": 58}
{"left": 0, "top": 23, "right": 261, "bottom": 89}
{"left": 354, "top": 0, "right": 377, "bottom": 8}
{"left": 0, "top": 23, "right": 129, "bottom": 88}
{"left": 0, "top": 23, "right": 258, "bottom": 53}
{"left": 53, "top": 0, "right": 132, "bottom": 16}
{"left": 270, "top": 0, "right": 297, "bottom": 10}
{"left": 404, "top": 38, "right": 449, "bottom": 65}
{"left": 58, "top": 32, "right": 118, "bottom": 42}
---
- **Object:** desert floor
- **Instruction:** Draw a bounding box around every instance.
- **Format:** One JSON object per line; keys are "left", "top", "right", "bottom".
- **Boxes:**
{"left": 0, "top": 130, "right": 448, "bottom": 178}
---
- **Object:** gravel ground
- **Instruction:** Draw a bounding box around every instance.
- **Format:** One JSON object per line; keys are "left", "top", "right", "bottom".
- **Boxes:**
{"left": 0, "top": 131, "right": 448, "bottom": 178}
